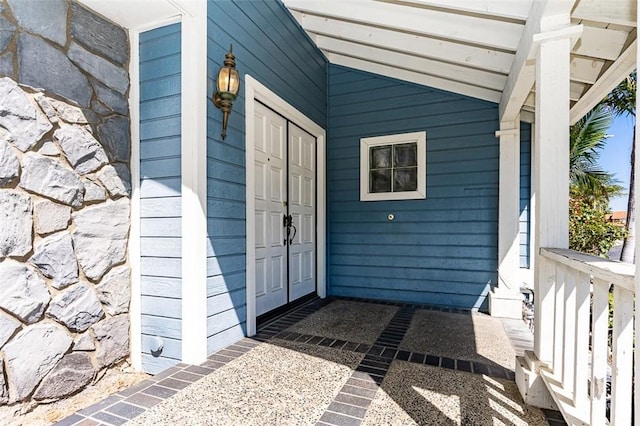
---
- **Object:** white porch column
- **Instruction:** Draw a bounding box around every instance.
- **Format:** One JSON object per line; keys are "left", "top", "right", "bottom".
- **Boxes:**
{"left": 490, "top": 120, "right": 524, "bottom": 318}
{"left": 513, "top": 22, "right": 576, "bottom": 411}
{"left": 180, "top": 3, "right": 209, "bottom": 365}
{"left": 533, "top": 36, "right": 571, "bottom": 366}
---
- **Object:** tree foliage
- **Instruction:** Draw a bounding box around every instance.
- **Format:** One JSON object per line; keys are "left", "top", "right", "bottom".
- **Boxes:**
{"left": 569, "top": 195, "right": 627, "bottom": 256}
{"left": 568, "top": 101, "right": 626, "bottom": 256}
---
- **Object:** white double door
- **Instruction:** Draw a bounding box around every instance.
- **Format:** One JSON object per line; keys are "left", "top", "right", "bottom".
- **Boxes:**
{"left": 254, "top": 102, "right": 316, "bottom": 316}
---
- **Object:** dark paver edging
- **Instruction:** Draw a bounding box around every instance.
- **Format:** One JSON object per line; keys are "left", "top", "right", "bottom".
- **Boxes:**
{"left": 272, "top": 331, "right": 515, "bottom": 381}
{"left": 315, "top": 305, "right": 414, "bottom": 425}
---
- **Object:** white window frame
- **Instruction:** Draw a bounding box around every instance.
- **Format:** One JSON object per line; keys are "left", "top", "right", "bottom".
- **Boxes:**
{"left": 360, "top": 131, "right": 426, "bottom": 201}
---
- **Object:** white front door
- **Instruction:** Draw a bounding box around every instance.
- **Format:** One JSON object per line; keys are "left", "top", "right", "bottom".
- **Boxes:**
{"left": 288, "top": 123, "right": 316, "bottom": 301}
{"left": 254, "top": 103, "right": 316, "bottom": 316}
{"left": 254, "top": 103, "right": 287, "bottom": 315}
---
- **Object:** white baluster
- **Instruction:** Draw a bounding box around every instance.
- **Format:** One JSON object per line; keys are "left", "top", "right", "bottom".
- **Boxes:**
{"left": 553, "top": 264, "right": 566, "bottom": 378}
{"left": 563, "top": 265, "right": 577, "bottom": 396}
{"left": 590, "top": 278, "right": 610, "bottom": 424}
{"left": 573, "top": 272, "right": 590, "bottom": 410}
{"left": 610, "top": 285, "right": 633, "bottom": 425}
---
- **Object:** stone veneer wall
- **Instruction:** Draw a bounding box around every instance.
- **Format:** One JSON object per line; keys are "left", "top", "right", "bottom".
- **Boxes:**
{"left": 0, "top": 0, "right": 132, "bottom": 405}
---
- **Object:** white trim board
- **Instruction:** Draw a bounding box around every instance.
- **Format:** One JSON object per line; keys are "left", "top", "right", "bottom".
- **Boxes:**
{"left": 179, "top": 4, "right": 209, "bottom": 366}
{"left": 245, "top": 75, "right": 327, "bottom": 336}
{"left": 128, "top": 29, "right": 142, "bottom": 371}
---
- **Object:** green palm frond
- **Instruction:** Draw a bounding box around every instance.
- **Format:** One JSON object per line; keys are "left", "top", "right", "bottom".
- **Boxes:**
{"left": 571, "top": 173, "right": 623, "bottom": 202}
{"left": 569, "top": 103, "right": 617, "bottom": 200}
{"left": 570, "top": 104, "right": 612, "bottom": 178}
{"left": 602, "top": 71, "right": 636, "bottom": 117}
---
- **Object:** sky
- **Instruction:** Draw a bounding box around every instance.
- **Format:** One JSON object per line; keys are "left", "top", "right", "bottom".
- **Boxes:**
{"left": 600, "top": 114, "right": 634, "bottom": 212}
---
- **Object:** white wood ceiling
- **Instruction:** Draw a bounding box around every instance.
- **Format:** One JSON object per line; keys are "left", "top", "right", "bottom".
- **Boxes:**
{"left": 283, "top": 0, "right": 637, "bottom": 123}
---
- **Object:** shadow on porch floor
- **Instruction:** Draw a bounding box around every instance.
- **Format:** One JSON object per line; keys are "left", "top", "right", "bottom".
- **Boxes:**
{"left": 56, "top": 298, "right": 554, "bottom": 425}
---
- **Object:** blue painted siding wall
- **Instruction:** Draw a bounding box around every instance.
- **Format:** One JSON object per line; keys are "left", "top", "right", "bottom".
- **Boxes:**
{"left": 520, "top": 123, "right": 532, "bottom": 268}
{"left": 139, "top": 24, "right": 182, "bottom": 374}
{"left": 206, "top": 0, "right": 327, "bottom": 352}
{"left": 327, "top": 65, "right": 499, "bottom": 310}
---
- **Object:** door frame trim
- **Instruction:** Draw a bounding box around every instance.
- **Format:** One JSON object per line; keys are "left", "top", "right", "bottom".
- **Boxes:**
{"left": 245, "top": 75, "right": 327, "bottom": 336}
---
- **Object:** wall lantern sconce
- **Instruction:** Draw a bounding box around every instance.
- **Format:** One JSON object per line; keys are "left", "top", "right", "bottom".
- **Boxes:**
{"left": 212, "top": 45, "right": 240, "bottom": 140}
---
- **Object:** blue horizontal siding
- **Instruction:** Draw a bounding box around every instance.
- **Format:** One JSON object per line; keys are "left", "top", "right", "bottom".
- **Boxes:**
{"left": 208, "top": 272, "right": 245, "bottom": 297}
{"left": 140, "top": 198, "right": 181, "bottom": 218}
{"left": 140, "top": 238, "right": 181, "bottom": 259}
{"left": 140, "top": 136, "right": 181, "bottom": 160}
{"left": 207, "top": 254, "right": 245, "bottom": 276}
{"left": 205, "top": 0, "right": 327, "bottom": 351}
{"left": 140, "top": 178, "right": 180, "bottom": 198}
{"left": 141, "top": 276, "right": 181, "bottom": 299}
{"left": 520, "top": 122, "right": 532, "bottom": 268}
{"left": 141, "top": 354, "right": 179, "bottom": 375}
{"left": 141, "top": 316, "right": 181, "bottom": 340}
{"left": 206, "top": 236, "right": 245, "bottom": 257}
{"left": 139, "top": 23, "right": 182, "bottom": 373}
{"left": 328, "top": 65, "right": 499, "bottom": 310}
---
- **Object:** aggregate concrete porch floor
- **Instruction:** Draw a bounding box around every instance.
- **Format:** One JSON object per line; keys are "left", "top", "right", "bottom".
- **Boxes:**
{"left": 56, "top": 298, "right": 549, "bottom": 426}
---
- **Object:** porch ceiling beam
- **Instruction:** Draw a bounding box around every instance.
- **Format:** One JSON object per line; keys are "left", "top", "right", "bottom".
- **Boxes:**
{"left": 572, "top": 0, "right": 637, "bottom": 27}
{"left": 523, "top": 79, "right": 588, "bottom": 109}
{"left": 524, "top": 93, "right": 535, "bottom": 109}
{"left": 373, "top": 0, "right": 533, "bottom": 21}
{"left": 283, "top": 0, "right": 524, "bottom": 51}
{"left": 573, "top": 26, "right": 630, "bottom": 61}
{"left": 327, "top": 53, "right": 503, "bottom": 103}
{"left": 499, "top": 0, "right": 579, "bottom": 123}
{"left": 315, "top": 35, "right": 507, "bottom": 91}
{"left": 296, "top": 14, "right": 514, "bottom": 74}
{"left": 570, "top": 39, "right": 637, "bottom": 124}
{"left": 570, "top": 81, "right": 588, "bottom": 101}
{"left": 570, "top": 56, "right": 605, "bottom": 84}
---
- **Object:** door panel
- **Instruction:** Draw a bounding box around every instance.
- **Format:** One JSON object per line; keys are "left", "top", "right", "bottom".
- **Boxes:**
{"left": 288, "top": 123, "right": 316, "bottom": 301}
{"left": 255, "top": 103, "right": 287, "bottom": 316}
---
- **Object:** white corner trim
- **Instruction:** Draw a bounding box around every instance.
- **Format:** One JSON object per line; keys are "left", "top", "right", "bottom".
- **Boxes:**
{"left": 497, "top": 119, "right": 521, "bottom": 293}
{"left": 360, "top": 131, "right": 426, "bottom": 202}
{"left": 128, "top": 30, "right": 142, "bottom": 371}
{"left": 180, "top": 4, "right": 209, "bottom": 364}
{"left": 245, "top": 75, "right": 327, "bottom": 336}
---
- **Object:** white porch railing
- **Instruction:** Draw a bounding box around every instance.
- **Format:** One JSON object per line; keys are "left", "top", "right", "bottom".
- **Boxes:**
{"left": 538, "top": 248, "right": 635, "bottom": 425}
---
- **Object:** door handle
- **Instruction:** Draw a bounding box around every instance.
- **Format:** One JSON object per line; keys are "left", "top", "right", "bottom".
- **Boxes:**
{"left": 289, "top": 222, "right": 297, "bottom": 245}
{"left": 283, "top": 214, "right": 292, "bottom": 245}
{"left": 283, "top": 214, "right": 296, "bottom": 245}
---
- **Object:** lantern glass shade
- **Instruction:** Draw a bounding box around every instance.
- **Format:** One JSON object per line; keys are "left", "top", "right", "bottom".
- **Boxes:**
{"left": 217, "top": 66, "right": 240, "bottom": 97}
